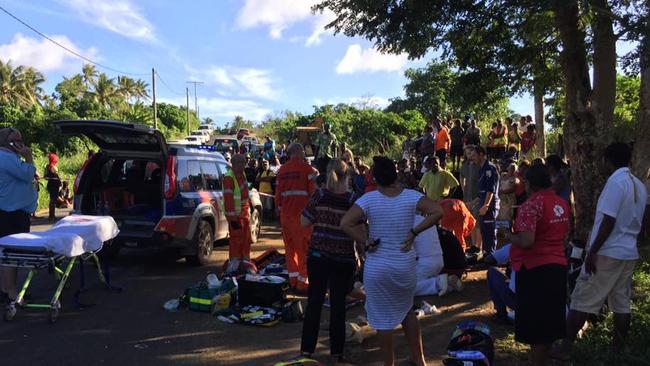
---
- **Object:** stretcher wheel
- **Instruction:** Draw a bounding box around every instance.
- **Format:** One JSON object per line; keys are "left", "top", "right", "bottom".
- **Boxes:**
{"left": 4, "top": 306, "right": 16, "bottom": 322}
{"left": 49, "top": 307, "right": 60, "bottom": 323}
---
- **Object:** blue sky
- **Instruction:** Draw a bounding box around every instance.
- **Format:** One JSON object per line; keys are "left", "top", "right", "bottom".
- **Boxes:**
{"left": 0, "top": 0, "right": 590, "bottom": 126}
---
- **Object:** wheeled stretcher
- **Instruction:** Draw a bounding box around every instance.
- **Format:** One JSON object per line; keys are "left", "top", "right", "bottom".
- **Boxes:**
{"left": 0, "top": 215, "right": 119, "bottom": 323}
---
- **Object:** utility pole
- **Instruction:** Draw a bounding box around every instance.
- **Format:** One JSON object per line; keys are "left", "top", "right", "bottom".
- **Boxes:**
{"left": 186, "top": 81, "right": 204, "bottom": 121}
{"left": 186, "top": 87, "right": 190, "bottom": 136}
{"left": 152, "top": 68, "right": 157, "bottom": 129}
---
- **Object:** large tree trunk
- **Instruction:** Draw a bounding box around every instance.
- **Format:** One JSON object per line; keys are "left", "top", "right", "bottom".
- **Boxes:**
{"left": 633, "top": 3, "right": 650, "bottom": 179}
{"left": 533, "top": 81, "right": 546, "bottom": 156}
{"left": 554, "top": 0, "right": 611, "bottom": 240}
{"left": 590, "top": 0, "right": 618, "bottom": 132}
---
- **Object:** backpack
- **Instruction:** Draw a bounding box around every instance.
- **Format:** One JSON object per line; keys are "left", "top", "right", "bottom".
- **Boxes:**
{"left": 438, "top": 227, "right": 467, "bottom": 272}
{"left": 444, "top": 321, "right": 494, "bottom": 366}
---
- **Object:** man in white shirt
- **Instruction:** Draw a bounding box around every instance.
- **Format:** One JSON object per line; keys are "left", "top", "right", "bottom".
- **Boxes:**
{"left": 558, "top": 142, "right": 647, "bottom": 357}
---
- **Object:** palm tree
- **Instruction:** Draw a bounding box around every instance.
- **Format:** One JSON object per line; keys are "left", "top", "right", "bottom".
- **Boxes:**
{"left": 81, "top": 64, "right": 98, "bottom": 90}
{"left": 93, "top": 73, "right": 117, "bottom": 108}
{"left": 55, "top": 75, "right": 85, "bottom": 101}
{"left": 0, "top": 60, "right": 43, "bottom": 107}
{"left": 133, "top": 79, "right": 149, "bottom": 102}
{"left": 117, "top": 76, "right": 136, "bottom": 102}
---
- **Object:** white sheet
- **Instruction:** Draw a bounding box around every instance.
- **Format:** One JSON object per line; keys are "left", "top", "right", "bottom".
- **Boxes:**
{"left": 0, "top": 215, "right": 119, "bottom": 257}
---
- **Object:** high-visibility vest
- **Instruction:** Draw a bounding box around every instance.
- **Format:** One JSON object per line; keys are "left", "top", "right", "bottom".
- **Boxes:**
{"left": 224, "top": 169, "right": 242, "bottom": 216}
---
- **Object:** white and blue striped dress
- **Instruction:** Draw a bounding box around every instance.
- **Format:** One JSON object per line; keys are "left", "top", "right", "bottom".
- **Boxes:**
{"left": 355, "top": 189, "right": 424, "bottom": 330}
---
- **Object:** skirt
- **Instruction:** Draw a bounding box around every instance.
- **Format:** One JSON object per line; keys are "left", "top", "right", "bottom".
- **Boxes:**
{"left": 515, "top": 264, "right": 567, "bottom": 344}
{"left": 364, "top": 247, "right": 417, "bottom": 330}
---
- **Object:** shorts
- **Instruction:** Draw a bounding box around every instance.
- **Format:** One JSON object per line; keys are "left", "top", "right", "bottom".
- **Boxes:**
{"left": 515, "top": 264, "right": 567, "bottom": 345}
{"left": 450, "top": 145, "right": 464, "bottom": 157}
{"left": 570, "top": 255, "right": 636, "bottom": 314}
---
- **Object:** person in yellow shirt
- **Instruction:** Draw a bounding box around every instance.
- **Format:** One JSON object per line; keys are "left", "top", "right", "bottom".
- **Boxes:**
{"left": 418, "top": 156, "right": 459, "bottom": 201}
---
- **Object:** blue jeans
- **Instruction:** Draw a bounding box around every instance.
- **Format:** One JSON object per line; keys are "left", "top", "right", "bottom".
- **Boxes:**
{"left": 487, "top": 267, "right": 516, "bottom": 316}
{"left": 479, "top": 208, "right": 498, "bottom": 254}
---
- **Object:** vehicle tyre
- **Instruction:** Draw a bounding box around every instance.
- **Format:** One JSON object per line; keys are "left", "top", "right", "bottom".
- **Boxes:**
{"left": 186, "top": 220, "right": 214, "bottom": 266}
{"left": 250, "top": 208, "right": 262, "bottom": 243}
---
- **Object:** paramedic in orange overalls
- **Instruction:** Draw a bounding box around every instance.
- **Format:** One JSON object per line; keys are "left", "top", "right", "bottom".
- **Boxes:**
{"left": 223, "top": 154, "right": 252, "bottom": 271}
{"left": 276, "top": 143, "right": 317, "bottom": 291}
{"left": 439, "top": 198, "right": 476, "bottom": 251}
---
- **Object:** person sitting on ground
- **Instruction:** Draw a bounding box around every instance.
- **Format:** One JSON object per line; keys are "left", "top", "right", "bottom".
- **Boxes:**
{"left": 56, "top": 181, "right": 73, "bottom": 208}
{"left": 300, "top": 159, "right": 359, "bottom": 364}
{"left": 484, "top": 244, "right": 516, "bottom": 325}
{"left": 341, "top": 156, "right": 442, "bottom": 366}
{"left": 418, "top": 156, "right": 459, "bottom": 201}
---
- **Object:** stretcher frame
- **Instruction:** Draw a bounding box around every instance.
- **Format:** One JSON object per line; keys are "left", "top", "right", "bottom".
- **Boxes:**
{"left": 0, "top": 244, "right": 114, "bottom": 323}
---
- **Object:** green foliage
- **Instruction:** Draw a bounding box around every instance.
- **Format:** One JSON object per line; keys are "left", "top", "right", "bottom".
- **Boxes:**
{"left": 386, "top": 61, "right": 511, "bottom": 121}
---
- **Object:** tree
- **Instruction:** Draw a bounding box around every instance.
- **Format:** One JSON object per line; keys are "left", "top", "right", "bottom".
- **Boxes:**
{"left": 0, "top": 60, "right": 45, "bottom": 107}
{"left": 315, "top": 0, "right": 639, "bottom": 238}
{"left": 81, "top": 64, "right": 98, "bottom": 89}
{"left": 92, "top": 73, "right": 118, "bottom": 109}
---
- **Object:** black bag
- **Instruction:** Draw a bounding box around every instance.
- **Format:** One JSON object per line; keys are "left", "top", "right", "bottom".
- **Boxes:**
{"left": 444, "top": 321, "right": 494, "bottom": 366}
{"left": 281, "top": 300, "right": 304, "bottom": 322}
{"left": 438, "top": 227, "right": 467, "bottom": 271}
{"left": 238, "top": 278, "right": 288, "bottom": 307}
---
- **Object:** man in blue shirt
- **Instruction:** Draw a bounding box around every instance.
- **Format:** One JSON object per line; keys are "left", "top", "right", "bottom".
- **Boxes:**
{"left": 0, "top": 127, "right": 37, "bottom": 303}
{"left": 469, "top": 145, "right": 500, "bottom": 254}
{"left": 263, "top": 135, "right": 276, "bottom": 161}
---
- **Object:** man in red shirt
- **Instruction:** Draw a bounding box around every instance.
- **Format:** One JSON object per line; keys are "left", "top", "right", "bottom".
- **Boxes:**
{"left": 506, "top": 163, "right": 570, "bottom": 366}
{"left": 276, "top": 143, "right": 317, "bottom": 291}
{"left": 223, "top": 154, "right": 252, "bottom": 271}
{"left": 434, "top": 119, "right": 451, "bottom": 169}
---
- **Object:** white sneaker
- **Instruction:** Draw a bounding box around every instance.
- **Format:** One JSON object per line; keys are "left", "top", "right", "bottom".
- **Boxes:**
{"left": 436, "top": 273, "right": 449, "bottom": 297}
{"left": 448, "top": 274, "right": 464, "bottom": 292}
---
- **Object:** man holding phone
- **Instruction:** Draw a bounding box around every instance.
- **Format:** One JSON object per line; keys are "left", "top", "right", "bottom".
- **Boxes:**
{"left": 0, "top": 127, "right": 37, "bottom": 304}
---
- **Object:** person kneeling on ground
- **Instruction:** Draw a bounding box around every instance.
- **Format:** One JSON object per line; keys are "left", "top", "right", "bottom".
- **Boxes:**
{"left": 413, "top": 214, "right": 463, "bottom": 297}
{"left": 56, "top": 181, "right": 73, "bottom": 208}
{"left": 484, "top": 244, "right": 516, "bottom": 325}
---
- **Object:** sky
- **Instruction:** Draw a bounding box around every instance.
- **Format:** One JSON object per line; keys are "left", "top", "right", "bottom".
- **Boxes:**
{"left": 0, "top": 0, "right": 627, "bottom": 127}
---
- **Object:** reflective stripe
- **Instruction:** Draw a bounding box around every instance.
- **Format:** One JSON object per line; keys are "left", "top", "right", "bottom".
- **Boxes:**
{"left": 281, "top": 190, "right": 309, "bottom": 197}
{"left": 223, "top": 170, "right": 242, "bottom": 215}
{"left": 189, "top": 297, "right": 211, "bottom": 305}
{"left": 288, "top": 272, "right": 299, "bottom": 278}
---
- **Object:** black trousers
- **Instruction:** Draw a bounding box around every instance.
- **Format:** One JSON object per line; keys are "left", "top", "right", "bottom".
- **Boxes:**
{"left": 0, "top": 209, "right": 30, "bottom": 237}
{"left": 300, "top": 253, "right": 355, "bottom": 355}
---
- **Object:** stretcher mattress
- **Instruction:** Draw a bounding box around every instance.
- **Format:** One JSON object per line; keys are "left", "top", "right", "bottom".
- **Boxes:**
{"left": 0, "top": 215, "right": 119, "bottom": 257}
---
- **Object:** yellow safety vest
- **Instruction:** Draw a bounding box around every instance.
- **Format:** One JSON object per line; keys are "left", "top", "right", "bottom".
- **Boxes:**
{"left": 224, "top": 169, "right": 242, "bottom": 216}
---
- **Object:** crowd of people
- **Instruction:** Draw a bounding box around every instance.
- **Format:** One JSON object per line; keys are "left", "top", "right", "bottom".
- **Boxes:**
{"left": 1, "top": 118, "right": 649, "bottom": 366}
{"left": 216, "top": 115, "right": 649, "bottom": 365}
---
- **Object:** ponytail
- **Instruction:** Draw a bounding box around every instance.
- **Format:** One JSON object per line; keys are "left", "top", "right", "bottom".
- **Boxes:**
{"left": 326, "top": 158, "right": 349, "bottom": 192}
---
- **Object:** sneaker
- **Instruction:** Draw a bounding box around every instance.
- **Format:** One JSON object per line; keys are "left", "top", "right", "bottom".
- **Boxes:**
{"left": 448, "top": 275, "right": 464, "bottom": 292}
{"left": 436, "top": 273, "right": 449, "bottom": 297}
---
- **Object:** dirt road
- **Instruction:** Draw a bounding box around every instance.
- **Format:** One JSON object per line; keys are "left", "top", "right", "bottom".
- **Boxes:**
{"left": 1, "top": 214, "right": 514, "bottom": 366}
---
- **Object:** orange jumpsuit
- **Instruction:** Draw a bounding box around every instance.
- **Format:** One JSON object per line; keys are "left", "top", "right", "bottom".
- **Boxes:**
{"left": 439, "top": 198, "right": 476, "bottom": 251}
{"left": 275, "top": 157, "right": 317, "bottom": 289}
{"left": 224, "top": 172, "right": 252, "bottom": 260}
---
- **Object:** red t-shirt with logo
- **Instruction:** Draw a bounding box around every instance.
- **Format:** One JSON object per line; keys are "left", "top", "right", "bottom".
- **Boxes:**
{"left": 510, "top": 189, "right": 570, "bottom": 270}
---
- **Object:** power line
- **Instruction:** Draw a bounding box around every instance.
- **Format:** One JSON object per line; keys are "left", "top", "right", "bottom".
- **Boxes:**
{"left": 155, "top": 71, "right": 185, "bottom": 96}
{"left": 0, "top": 5, "right": 149, "bottom": 77}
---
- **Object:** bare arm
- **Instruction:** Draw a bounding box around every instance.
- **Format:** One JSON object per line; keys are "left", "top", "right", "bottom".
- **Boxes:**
{"left": 507, "top": 231, "right": 535, "bottom": 249}
{"left": 340, "top": 205, "right": 368, "bottom": 244}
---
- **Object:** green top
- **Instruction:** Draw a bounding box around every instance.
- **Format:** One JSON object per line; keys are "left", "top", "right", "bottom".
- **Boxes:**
{"left": 315, "top": 132, "right": 338, "bottom": 158}
{"left": 418, "top": 169, "right": 459, "bottom": 201}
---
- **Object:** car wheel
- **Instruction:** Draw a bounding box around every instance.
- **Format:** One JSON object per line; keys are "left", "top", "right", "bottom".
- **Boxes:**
{"left": 250, "top": 208, "right": 262, "bottom": 243}
{"left": 186, "top": 220, "right": 213, "bottom": 266}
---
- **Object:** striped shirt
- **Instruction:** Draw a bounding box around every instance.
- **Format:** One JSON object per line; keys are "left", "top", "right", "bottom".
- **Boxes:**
{"left": 302, "top": 188, "right": 357, "bottom": 262}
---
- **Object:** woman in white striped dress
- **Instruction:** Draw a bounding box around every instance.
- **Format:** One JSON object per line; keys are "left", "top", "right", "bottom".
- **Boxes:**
{"left": 341, "top": 156, "right": 442, "bottom": 366}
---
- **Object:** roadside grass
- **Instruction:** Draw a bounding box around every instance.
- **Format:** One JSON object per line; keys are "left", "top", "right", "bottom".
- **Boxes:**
{"left": 495, "top": 243, "right": 650, "bottom": 366}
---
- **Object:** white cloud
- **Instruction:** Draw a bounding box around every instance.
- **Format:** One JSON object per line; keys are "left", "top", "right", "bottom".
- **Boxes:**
{"left": 58, "top": 0, "right": 156, "bottom": 41}
{"left": 0, "top": 33, "right": 99, "bottom": 72}
{"left": 160, "top": 97, "right": 271, "bottom": 122}
{"left": 236, "top": 0, "right": 332, "bottom": 46}
{"left": 186, "top": 65, "right": 280, "bottom": 101}
{"left": 336, "top": 44, "right": 409, "bottom": 74}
